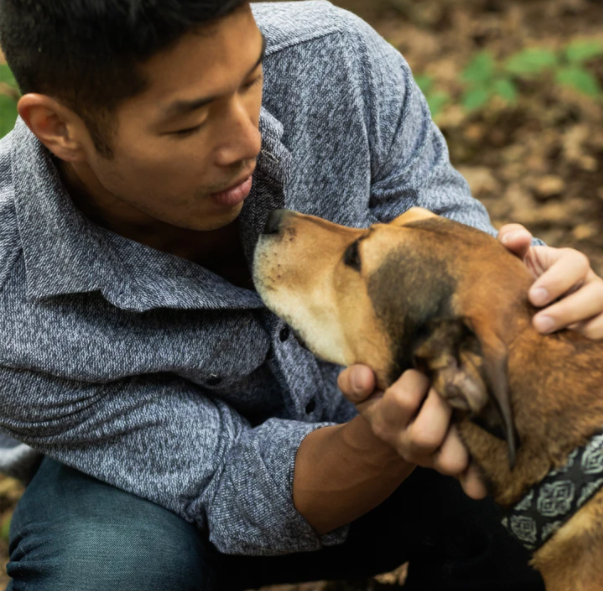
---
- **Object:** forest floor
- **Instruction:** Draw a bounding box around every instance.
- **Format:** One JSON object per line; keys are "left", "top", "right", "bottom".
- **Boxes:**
{"left": 0, "top": 0, "right": 602, "bottom": 589}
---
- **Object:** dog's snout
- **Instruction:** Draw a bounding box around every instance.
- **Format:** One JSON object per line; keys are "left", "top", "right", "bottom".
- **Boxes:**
{"left": 263, "top": 209, "right": 292, "bottom": 235}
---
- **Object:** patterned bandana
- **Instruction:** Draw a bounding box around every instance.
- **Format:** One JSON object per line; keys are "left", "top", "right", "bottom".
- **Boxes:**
{"left": 502, "top": 432, "right": 603, "bottom": 551}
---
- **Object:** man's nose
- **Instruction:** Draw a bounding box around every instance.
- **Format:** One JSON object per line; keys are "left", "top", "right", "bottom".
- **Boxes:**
{"left": 263, "top": 209, "right": 294, "bottom": 235}
{"left": 215, "top": 102, "right": 262, "bottom": 167}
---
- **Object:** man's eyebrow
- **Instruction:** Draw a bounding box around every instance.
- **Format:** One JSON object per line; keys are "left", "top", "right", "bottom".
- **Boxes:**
{"left": 161, "top": 34, "right": 267, "bottom": 120}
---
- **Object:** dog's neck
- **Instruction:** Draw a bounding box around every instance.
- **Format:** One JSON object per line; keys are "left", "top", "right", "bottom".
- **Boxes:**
{"left": 532, "top": 496, "right": 603, "bottom": 591}
{"left": 456, "top": 311, "right": 603, "bottom": 589}
{"left": 461, "top": 314, "right": 603, "bottom": 507}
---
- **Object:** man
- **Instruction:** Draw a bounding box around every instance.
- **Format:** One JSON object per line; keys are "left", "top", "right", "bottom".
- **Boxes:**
{"left": 0, "top": 1, "right": 602, "bottom": 589}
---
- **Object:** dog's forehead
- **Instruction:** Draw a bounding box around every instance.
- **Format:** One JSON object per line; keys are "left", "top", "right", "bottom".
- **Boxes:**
{"left": 364, "top": 218, "right": 454, "bottom": 252}
{"left": 376, "top": 215, "right": 495, "bottom": 254}
{"left": 358, "top": 225, "right": 408, "bottom": 272}
{"left": 364, "top": 217, "right": 514, "bottom": 287}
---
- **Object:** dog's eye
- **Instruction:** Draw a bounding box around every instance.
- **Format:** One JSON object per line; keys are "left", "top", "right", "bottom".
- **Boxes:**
{"left": 343, "top": 241, "right": 362, "bottom": 272}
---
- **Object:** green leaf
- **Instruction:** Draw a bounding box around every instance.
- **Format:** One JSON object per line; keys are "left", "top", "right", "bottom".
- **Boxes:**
{"left": 565, "top": 40, "right": 603, "bottom": 64}
{"left": 0, "top": 64, "right": 18, "bottom": 90}
{"left": 505, "top": 48, "right": 558, "bottom": 76}
{"left": 462, "top": 52, "right": 496, "bottom": 84}
{"left": 0, "top": 94, "right": 18, "bottom": 139}
{"left": 462, "top": 87, "right": 491, "bottom": 111}
{"left": 414, "top": 74, "right": 433, "bottom": 94}
{"left": 556, "top": 66, "right": 602, "bottom": 98}
{"left": 494, "top": 78, "right": 518, "bottom": 103}
{"left": 0, "top": 512, "right": 11, "bottom": 544}
{"left": 427, "top": 91, "right": 450, "bottom": 118}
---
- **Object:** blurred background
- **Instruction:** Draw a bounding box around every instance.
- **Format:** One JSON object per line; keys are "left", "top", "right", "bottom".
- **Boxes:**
{"left": 0, "top": 0, "right": 602, "bottom": 589}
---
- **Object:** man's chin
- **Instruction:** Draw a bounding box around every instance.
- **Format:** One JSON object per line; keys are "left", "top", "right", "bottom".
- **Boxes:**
{"left": 181, "top": 201, "right": 245, "bottom": 232}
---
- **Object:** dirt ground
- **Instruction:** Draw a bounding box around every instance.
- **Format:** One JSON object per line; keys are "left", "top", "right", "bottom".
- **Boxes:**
{"left": 0, "top": 0, "right": 602, "bottom": 589}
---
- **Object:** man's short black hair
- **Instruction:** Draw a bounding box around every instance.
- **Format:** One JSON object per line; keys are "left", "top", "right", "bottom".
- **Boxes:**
{"left": 0, "top": 0, "right": 247, "bottom": 157}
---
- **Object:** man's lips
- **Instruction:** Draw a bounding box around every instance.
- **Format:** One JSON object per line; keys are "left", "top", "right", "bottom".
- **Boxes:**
{"left": 210, "top": 174, "right": 254, "bottom": 208}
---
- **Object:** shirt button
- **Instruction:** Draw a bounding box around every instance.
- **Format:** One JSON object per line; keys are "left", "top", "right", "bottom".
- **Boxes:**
{"left": 207, "top": 375, "right": 222, "bottom": 386}
{"left": 279, "top": 326, "right": 290, "bottom": 342}
{"left": 305, "top": 398, "right": 316, "bottom": 414}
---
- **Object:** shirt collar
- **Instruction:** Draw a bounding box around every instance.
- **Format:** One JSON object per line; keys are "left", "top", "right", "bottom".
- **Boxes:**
{"left": 12, "top": 107, "right": 289, "bottom": 312}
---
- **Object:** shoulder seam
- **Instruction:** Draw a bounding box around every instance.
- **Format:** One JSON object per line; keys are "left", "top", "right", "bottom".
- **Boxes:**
{"left": 265, "top": 25, "right": 343, "bottom": 58}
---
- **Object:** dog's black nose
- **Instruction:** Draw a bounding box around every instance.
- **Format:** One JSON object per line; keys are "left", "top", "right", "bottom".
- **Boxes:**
{"left": 263, "top": 209, "right": 288, "bottom": 235}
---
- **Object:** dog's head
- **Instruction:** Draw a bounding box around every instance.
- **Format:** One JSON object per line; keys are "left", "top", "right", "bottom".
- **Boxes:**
{"left": 253, "top": 208, "right": 535, "bottom": 465}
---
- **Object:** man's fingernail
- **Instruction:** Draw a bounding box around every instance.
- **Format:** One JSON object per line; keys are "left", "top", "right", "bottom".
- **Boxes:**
{"left": 530, "top": 287, "right": 548, "bottom": 306}
{"left": 534, "top": 315, "right": 555, "bottom": 333}
{"left": 351, "top": 371, "right": 364, "bottom": 393}
{"left": 502, "top": 231, "right": 520, "bottom": 245}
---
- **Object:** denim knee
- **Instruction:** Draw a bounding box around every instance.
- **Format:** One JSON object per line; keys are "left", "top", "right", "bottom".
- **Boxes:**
{"left": 7, "top": 458, "right": 212, "bottom": 591}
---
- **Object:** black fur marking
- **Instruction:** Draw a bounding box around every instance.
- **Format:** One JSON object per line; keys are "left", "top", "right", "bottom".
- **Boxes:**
{"left": 343, "top": 241, "right": 362, "bottom": 272}
{"left": 367, "top": 249, "right": 456, "bottom": 386}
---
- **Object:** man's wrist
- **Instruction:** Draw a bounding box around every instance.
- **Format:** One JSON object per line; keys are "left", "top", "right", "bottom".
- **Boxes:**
{"left": 341, "top": 414, "right": 413, "bottom": 473}
{"left": 294, "top": 417, "right": 414, "bottom": 534}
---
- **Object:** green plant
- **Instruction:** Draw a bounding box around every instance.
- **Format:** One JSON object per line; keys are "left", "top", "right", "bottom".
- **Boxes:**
{"left": 0, "top": 511, "right": 11, "bottom": 544}
{"left": 414, "top": 74, "right": 450, "bottom": 120}
{"left": 0, "top": 95, "right": 18, "bottom": 139}
{"left": 0, "top": 63, "right": 18, "bottom": 139}
{"left": 556, "top": 39, "right": 603, "bottom": 97}
{"left": 461, "top": 51, "right": 518, "bottom": 111}
{"left": 460, "top": 39, "right": 603, "bottom": 112}
{"left": 0, "top": 63, "right": 18, "bottom": 91}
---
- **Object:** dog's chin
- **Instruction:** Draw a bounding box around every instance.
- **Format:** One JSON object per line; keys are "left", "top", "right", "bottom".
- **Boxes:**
{"left": 291, "top": 327, "right": 310, "bottom": 351}
{"left": 281, "top": 316, "right": 351, "bottom": 367}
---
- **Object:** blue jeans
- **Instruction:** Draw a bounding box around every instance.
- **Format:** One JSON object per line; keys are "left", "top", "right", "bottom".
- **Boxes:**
{"left": 6, "top": 457, "right": 544, "bottom": 590}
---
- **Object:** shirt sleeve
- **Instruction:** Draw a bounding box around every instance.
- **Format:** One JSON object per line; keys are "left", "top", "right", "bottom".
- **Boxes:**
{"left": 339, "top": 10, "right": 497, "bottom": 236}
{"left": 0, "top": 366, "right": 348, "bottom": 555}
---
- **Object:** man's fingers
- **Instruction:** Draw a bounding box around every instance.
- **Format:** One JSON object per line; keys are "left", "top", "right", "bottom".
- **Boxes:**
{"left": 432, "top": 426, "right": 470, "bottom": 476}
{"left": 459, "top": 464, "right": 488, "bottom": 500}
{"left": 403, "top": 388, "right": 452, "bottom": 458}
{"left": 369, "top": 371, "right": 431, "bottom": 443}
{"left": 499, "top": 223, "right": 533, "bottom": 260}
{"left": 533, "top": 279, "right": 603, "bottom": 334}
{"left": 341, "top": 369, "right": 477, "bottom": 490}
{"left": 528, "top": 248, "right": 591, "bottom": 307}
{"left": 568, "top": 313, "right": 603, "bottom": 341}
{"left": 338, "top": 365, "right": 376, "bottom": 403}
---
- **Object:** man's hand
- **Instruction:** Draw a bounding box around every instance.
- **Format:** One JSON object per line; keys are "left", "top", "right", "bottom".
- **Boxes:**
{"left": 499, "top": 224, "right": 603, "bottom": 339}
{"left": 338, "top": 366, "right": 488, "bottom": 500}
{"left": 338, "top": 223, "right": 603, "bottom": 504}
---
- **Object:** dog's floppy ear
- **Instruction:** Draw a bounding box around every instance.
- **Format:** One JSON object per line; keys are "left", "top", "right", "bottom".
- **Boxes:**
{"left": 412, "top": 317, "right": 519, "bottom": 468}
{"left": 389, "top": 208, "right": 438, "bottom": 227}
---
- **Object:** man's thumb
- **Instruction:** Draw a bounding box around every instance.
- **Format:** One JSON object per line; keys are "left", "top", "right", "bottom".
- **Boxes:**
{"left": 338, "top": 365, "right": 375, "bottom": 403}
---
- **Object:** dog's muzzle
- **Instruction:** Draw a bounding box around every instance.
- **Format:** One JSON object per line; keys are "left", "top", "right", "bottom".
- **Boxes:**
{"left": 262, "top": 209, "right": 295, "bottom": 236}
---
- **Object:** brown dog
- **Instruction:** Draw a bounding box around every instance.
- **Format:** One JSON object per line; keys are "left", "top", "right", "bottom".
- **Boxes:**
{"left": 253, "top": 207, "right": 603, "bottom": 591}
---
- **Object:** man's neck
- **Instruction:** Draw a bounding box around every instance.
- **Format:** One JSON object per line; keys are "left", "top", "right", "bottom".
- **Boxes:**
{"left": 56, "top": 159, "right": 243, "bottom": 269}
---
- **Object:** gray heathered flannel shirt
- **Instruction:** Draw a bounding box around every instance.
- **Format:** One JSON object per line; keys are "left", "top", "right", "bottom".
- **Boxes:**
{"left": 0, "top": 1, "right": 498, "bottom": 555}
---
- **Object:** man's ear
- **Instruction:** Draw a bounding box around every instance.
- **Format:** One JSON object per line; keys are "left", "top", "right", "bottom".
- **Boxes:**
{"left": 412, "top": 317, "right": 519, "bottom": 468}
{"left": 18, "top": 94, "right": 87, "bottom": 162}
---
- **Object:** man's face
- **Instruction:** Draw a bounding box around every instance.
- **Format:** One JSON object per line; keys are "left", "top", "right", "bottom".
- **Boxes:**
{"left": 82, "top": 3, "right": 264, "bottom": 232}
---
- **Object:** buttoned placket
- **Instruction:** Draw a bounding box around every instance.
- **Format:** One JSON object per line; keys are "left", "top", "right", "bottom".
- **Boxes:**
{"left": 243, "top": 112, "right": 328, "bottom": 423}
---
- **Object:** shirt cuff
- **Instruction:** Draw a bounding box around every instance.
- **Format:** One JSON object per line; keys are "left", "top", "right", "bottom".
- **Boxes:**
{"left": 278, "top": 419, "right": 351, "bottom": 549}
{"left": 207, "top": 418, "right": 350, "bottom": 555}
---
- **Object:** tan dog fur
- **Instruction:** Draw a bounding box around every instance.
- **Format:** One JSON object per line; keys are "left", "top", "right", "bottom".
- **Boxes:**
{"left": 253, "top": 207, "right": 603, "bottom": 590}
